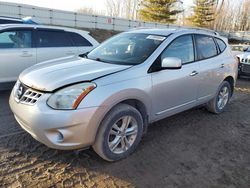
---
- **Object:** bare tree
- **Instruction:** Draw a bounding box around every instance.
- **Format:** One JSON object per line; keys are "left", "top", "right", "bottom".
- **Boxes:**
{"left": 239, "top": 0, "right": 250, "bottom": 31}
{"left": 104, "top": 0, "right": 140, "bottom": 19}
{"left": 105, "top": 0, "right": 122, "bottom": 17}
{"left": 76, "top": 7, "right": 95, "bottom": 15}
{"left": 124, "top": 0, "right": 139, "bottom": 20}
{"left": 213, "top": 0, "right": 250, "bottom": 32}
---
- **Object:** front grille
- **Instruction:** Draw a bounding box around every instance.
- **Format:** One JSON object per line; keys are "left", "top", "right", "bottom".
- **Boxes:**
{"left": 240, "top": 58, "right": 250, "bottom": 64}
{"left": 14, "top": 81, "right": 43, "bottom": 105}
{"left": 242, "top": 64, "right": 250, "bottom": 73}
{"left": 19, "top": 89, "right": 42, "bottom": 105}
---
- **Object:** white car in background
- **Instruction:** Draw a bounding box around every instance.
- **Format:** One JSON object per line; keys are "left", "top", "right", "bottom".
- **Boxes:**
{"left": 0, "top": 24, "right": 99, "bottom": 88}
{"left": 237, "top": 46, "right": 250, "bottom": 77}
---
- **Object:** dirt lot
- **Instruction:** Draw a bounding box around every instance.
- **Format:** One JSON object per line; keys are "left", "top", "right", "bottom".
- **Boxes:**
{"left": 0, "top": 79, "right": 250, "bottom": 188}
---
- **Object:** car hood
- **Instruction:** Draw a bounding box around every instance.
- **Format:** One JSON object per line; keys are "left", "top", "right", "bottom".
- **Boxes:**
{"left": 19, "top": 57, "right": 131, "bottom": 91}
{"left": 237, "top": 52, "right": 250, "bottom": 59}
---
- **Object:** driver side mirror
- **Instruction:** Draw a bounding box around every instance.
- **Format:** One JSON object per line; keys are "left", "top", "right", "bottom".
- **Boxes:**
{"left": 161, "top": 57, "right": 182, "bottom": 69}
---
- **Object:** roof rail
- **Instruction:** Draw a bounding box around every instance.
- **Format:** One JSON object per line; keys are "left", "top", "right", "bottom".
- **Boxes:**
{"left": 167, "top": 25, "right": 220, "bottom": 35}
{"left": 129, "top": 25, "right": 219, "bottom": 36}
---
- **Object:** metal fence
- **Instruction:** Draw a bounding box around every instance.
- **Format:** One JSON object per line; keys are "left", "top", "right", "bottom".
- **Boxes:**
{"left": 0, "top": 1, "right": 250, "bottom": 42}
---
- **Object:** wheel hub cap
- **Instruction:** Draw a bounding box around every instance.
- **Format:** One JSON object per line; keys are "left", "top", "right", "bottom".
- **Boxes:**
{"left": 217, "top": 86, "right": 229, "bottom": 110}
{"left": 108, "top": 116, "right": 138, "bottom": 154}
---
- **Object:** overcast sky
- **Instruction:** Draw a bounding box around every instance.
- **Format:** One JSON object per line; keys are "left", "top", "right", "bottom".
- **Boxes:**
{"left": 0, "top": 0, "right": 194, "bottom": 12}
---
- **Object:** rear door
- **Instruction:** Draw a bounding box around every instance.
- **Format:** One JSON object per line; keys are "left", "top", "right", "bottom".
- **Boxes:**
{"left": 151, "top": 34, "right": 200, "bottom": 120}
{"left": 36, "top": 29, "right": 77, "bottom": 63}
{"left": 194, "top": 34, "right": 225, "bottom": 104}
{"left": 0, "top": 28, "right": 36, "bottom": 83}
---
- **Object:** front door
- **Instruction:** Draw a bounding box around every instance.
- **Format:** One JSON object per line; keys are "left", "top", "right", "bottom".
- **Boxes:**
{"left": 0, "top": 28, "right": 36, "bottom": 83}
{"left": 151, "top": 34, "right": 200, "bottom": 121}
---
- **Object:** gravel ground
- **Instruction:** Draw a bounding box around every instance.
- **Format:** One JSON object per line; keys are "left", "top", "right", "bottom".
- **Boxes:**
{"left": 0, "top": 79, "right": 250, "bottom": 188}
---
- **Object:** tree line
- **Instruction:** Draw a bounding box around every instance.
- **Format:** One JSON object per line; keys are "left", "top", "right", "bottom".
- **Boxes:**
{"left": 77, "top": 0, "right": 250, "bottom": 32}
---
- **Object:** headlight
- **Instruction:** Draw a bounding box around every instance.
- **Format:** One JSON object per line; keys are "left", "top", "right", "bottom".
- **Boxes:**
{"left": 47, "top": 82, "right": 96, "bottom": 110}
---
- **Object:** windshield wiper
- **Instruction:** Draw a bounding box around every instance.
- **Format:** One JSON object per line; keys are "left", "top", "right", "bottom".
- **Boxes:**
{"left": 79, "top": 52, "right": 89, "bottom": 58}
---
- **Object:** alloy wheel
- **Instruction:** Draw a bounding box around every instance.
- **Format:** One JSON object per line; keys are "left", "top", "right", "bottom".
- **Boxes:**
{"left": 108, "top": 116, "right": 138, "bottom": 154}
{"left": 217, "top": 86, "right": 229, "bottom": 110}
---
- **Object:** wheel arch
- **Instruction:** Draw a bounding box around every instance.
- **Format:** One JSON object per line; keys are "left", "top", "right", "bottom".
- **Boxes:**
{"left": 223, "top": 76, "right": 235, "bottom": 96}
{"left": 119, "top": 99, "right": 149, "bottom": 134}
{"left": 92, "top": 88, "right": 151, "bottom": 143}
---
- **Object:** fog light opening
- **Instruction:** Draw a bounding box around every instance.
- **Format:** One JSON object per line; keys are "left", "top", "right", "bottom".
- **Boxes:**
{"left": 57, "top": 131, "right": 64, "bottom": 143}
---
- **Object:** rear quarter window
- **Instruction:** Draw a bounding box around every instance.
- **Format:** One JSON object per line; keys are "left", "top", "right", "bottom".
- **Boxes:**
{"left": 215, "top": 38, "right": 227, "bottom": 53}
{"left": 68, "top": 32, "right": 92, "bottom": 47}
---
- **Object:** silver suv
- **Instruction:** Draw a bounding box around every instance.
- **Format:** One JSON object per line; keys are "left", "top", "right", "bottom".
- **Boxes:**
{"left": 10, "top": 28, "right": 238, "bottom": 161}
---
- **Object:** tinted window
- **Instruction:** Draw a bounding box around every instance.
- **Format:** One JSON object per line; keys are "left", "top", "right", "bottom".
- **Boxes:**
{"left": 0, "top": 19, "right": 22, "bottom": 24}
{"left": 161, "top": 35, "right": 194, "bottom": 64}
{"left": 215, "top": 38, "right": 226, "bottom": 52}
{"left": 37, "top": 30, "right": 72, "bottom": 47}
{"left": 0, "top": 30, "right": 32, "bottom": 48}
{"left": 68, "top": 32, "right": 92, "bottom": 46}
{"left": 195, "top": 35, "right": 217, "bottom": 60}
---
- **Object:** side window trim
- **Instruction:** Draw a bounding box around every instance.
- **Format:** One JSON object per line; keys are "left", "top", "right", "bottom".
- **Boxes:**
{"left": 213, "top": 37, "right": 220, "bottom": 55}
{"left": 192, "top": 34, "right": 198, "bottom": 63}
{"left": 0, "top": 27, "right": 35, "bottom": 48}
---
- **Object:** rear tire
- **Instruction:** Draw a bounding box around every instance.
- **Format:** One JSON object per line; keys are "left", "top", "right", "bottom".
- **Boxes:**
{"left": 206, "top": 81, "right": 232, "bottom": 114}
{"left": 93, "top": 103, "right": 143, "bottom": 161}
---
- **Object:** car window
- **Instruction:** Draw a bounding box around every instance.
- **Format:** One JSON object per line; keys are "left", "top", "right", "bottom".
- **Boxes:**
{"left": 68, "top": 32, "right": 92, "bottom": 47}
{"left": 161, "top": 35, "right": 194, "bottom": 64}
{"left": 216, "top": 38, "right": 227, "bottom": 52}
{"left": 37, "top": 30, "right": 72, "bottom": 47}
{"left": 87, "top": 33, "right": 165, "bottom": 65}
{"left": 0, "top": 19, "right": 22, "bottom": 24}
{"left": 195, "top": 35, "right": 217, "bottom": 60}
{"left": 0, "top": 30, "right": 32, "bottom": 48}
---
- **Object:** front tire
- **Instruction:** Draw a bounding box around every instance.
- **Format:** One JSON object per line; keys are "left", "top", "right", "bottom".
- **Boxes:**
{"left": 93, "top": 103, "right": 144, "bottom": 161}
{"left": 206, "top": 81, "right": 232, "bottom": 114}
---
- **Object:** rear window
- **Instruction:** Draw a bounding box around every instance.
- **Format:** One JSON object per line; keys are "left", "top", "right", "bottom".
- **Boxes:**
{"left": 195, "top": 35, "right": 217, "bottom": 60}
{"left": 37, "top": 30, "right": 72, "bottom": 47}
{"left": 68, "top": 32, "right": 92, "bottom": 47}
{"left": 215, "top": 38, "right": 227, "bottom": 52}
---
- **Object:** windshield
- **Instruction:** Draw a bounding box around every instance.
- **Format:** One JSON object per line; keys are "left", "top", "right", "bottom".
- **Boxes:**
{"left": 87, "top": 33, "right": 166, "bottom": 65}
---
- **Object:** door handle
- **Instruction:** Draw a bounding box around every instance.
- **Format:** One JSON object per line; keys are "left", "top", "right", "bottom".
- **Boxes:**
{"left": 190, "top": 71, "right": 199, "bottom": 76}
{"left": 220, "top": 64, "right": 225, "bottom": 68}
{"left": 20, "top": 51, "right": 32, "bottom": 57}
